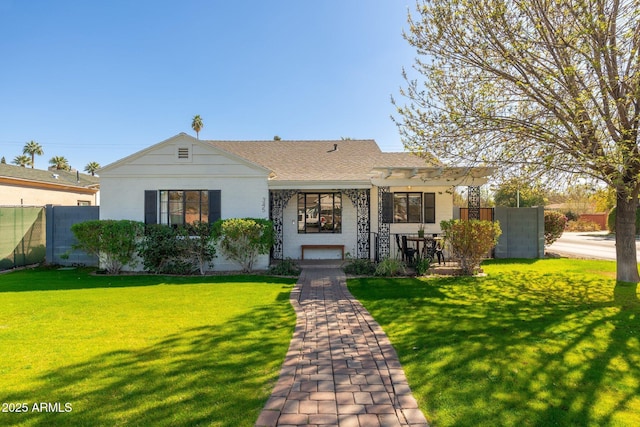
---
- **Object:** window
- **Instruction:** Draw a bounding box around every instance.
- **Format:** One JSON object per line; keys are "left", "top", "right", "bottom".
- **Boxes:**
{"left": 297, "top": 193, "right": 342, "bottom": 233}
{"left": 160, "top": 190, "right": 209, "bottom": 226}
{"left": 77, "top": 200, "right": 91, "bottom": 206}
{"left": 145, "top": 190, "right": 221, "bottom": 226}
{"left": 393, "top": 193, "right": 422, "bottom": 223}
{"left": 388, "top": 192, "right": 436, "bottom": 224}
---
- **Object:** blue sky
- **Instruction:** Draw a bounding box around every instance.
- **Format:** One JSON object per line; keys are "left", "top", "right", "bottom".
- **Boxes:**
{"left": 0, "top": 0, "right": 417, "bottom": 172}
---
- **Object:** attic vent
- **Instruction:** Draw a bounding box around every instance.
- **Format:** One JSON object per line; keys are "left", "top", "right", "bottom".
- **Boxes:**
{"left": 178, "top": 147, "right": 190, "bottom": 159}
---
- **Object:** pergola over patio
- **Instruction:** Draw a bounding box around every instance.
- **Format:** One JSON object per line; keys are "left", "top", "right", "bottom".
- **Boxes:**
{"left": 369, "top": 165, "right": 495, "bottom": 260}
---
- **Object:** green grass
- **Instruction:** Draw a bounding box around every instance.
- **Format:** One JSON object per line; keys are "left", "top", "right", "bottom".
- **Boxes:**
{"left": 348, "top": 259, "right": 640, "bottom": 427}
{"left": 0, "top": 267, "right": 296, "bottom": 427}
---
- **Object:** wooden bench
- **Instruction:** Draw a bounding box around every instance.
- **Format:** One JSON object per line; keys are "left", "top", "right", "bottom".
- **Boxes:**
{"left": 301, "top": 244, "right": 345, "bottom": 260}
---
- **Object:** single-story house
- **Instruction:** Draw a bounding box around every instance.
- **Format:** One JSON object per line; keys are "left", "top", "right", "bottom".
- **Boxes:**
{"left": 99, "top": 133, "right": 492, "bottom": 271}
{"left": 0, "top": 163, "right": 100, "bottom": 206}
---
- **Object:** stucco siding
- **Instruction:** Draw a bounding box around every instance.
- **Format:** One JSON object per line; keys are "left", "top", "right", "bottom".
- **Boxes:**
{"left": 0, "top": 183, "right": 98, "bottom": 206}
{"left": 99, "top": 136, "right": 272, "bottom": 272}
{"left": 280, "top": 192, "right": 358, "bottom": 260}
{"left": 385, "top": 185, "right": 453, "bottom": 235}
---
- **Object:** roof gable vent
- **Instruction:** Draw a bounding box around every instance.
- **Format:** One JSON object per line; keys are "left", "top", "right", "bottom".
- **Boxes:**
{"left": 178, "top": 147, "right": 190, "bottom": 159}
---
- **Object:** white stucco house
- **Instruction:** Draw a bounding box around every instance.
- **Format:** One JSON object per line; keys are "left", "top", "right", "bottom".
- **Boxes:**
{"left": 99, "top": 133, "right": 492, "bottom": 271}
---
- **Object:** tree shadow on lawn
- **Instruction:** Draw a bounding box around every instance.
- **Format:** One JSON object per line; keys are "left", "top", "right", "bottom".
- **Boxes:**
{"left": 349, "top": 272, "right": 640, "bottom": 426}
{"left": 0, "top": 300, "right": 295, "bottom": 427}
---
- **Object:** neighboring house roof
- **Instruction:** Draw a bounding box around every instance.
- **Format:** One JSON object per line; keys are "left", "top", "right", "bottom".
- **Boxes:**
{"left": 209, "top": 139, "right": 436, "bottom": 182}
{"left": 0, "top": 163, "right": 100, "bottom": 192}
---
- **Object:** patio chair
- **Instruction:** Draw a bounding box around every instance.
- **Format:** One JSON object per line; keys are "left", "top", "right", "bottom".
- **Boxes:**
{"left": 423, "top": 237, "right": 444, "bottom": 265}
{"left": 395, "top": 234, "right": 404, "bottom": 260}
{"left": 401, "top": 235, "right": 416, "bottom": 264}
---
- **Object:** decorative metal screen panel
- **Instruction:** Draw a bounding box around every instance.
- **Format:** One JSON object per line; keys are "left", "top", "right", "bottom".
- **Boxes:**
{"left": 344, "top": 189, "right": 370, "bottom": 259}
{"left": 467, "top": 186, "right": 481, "bottom": 220}
{"left": 377, "top": 186, "right": 391, "bottom": 260}
{"left": 269, "top": 190, "right": 297, "bottom": 260}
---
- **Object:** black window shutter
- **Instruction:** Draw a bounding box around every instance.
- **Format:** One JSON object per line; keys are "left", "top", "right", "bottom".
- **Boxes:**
{"left": 424, "top": 193, "right": 436, "bottom": 223}
{"left": 144, "top": 191, "right": 157, "bottom": 224}
{"left": 381, "top": 192, "right": 394, "bottom": 223}
{"left": 209, "top": 190, "right": 221, "bottom": 223}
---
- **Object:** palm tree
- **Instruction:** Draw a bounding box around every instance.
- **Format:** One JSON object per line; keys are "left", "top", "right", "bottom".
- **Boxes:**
{"left": 23, "top": 140, "right": 44, "bottom": 169}
{"left": 191, "top": 115, "right": 203, "bottom": 139}
{"left": 12, "top": 155, "right": 32, "bottom": 167}
{"left": 84, "top": 161, "right": 100, "bottom": 176}
{"left": 49, "top": 156, "right": 70, "bottom": 171}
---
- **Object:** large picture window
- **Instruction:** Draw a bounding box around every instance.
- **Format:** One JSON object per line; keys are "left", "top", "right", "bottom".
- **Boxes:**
{"left": 297, "top": 193, "right": 342, "bottom": 233}
{"left": 160, "top": 190, "right": 209, "bottom": 226}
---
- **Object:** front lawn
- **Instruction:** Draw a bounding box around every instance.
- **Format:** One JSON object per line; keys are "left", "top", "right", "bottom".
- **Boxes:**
{"left": 348, "top": 259, "right": 640, "bottom": 427}
{"left": 0, "top": 268, "right": 296, "bottom": 427}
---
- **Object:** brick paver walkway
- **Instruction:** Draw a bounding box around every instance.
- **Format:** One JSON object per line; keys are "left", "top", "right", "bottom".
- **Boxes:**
{"left": 256, "top": 268, "right": 429, "bottom": 427}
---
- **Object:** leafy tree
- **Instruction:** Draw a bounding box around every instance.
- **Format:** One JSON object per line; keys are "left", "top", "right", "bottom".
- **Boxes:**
{"left": 493, "top": 179, "right": 547, "bottom": 208}
{"left": 23, "top": 140, "right": 43, "bottom": 169}
{"left": 1, "top": 156, "right": 5, "bottom": 164}
{"left": 12, "top": 154, "right": 32, "bottom": 167}
{"left": 49, "top": 156, "right": 70, "bottom": 171}
{"left": 592, "top": 186, "right": 616, "bottom": 213}
{"left": 84, "top": 161, "right": 100, "bottom": 176}
{"left": 394, "top": 0, "right": 640, "bottom": 282}
{"left": 191, "top": 114, "right": 203, "bottom": 139}
{"left": 273, "top": 135, "right": 282, "bottom": 141}
{"left": 213, "top": 218, "right": 273, "bottom": 273}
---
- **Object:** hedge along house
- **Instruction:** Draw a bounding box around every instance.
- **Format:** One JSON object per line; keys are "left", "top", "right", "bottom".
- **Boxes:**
{"left": 98, "top": 133, "right": 492, "bottom": 271}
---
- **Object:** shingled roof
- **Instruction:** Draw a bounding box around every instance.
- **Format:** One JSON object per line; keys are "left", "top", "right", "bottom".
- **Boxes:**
{"left": 0, "top": 163, "right": 99, "bottom": 189}
{"left": 208, "top": 139, "right": 435, "bottom": 182}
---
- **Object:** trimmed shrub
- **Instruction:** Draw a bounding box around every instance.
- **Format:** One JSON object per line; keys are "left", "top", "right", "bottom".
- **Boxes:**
{"left": 71, "top": 220, "right": 144, "bottom": 274}
{"left": 440, "top": 219, "right": 502, "bottom": 276}
{"left": 185, "top": 222, "right": 217, "bottom": 275}
{"left": 544, "top": 211, "right": 567, "bottom": 246}
{"left": 565, "top": 220, "right": 601, "bottom": 232}
{"left": 138, "top": 223, "right": 216, "bottom": 275}
{"left": 213, "top": 218, "right": 274, "bottom": 272}
{"left": 269, "top": 258, "right": 301, "bottom": 276}
{"left": 343, "top": 257, "right": 376, "bottom": 276}
{"left": 607, "top": 207, "right": 640, "bottom": 233}
{"left": 564, "top": 210, "right": 579, "bottom": 222}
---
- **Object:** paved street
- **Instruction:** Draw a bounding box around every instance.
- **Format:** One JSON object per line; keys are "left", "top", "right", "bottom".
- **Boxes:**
{"left": 547, "top": 231, "right": 640, "bottom": 260}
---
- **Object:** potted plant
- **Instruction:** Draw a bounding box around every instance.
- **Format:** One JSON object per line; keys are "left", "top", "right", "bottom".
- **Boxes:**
{"left": 418, "top": 223, "right": 425, "bottom": 238}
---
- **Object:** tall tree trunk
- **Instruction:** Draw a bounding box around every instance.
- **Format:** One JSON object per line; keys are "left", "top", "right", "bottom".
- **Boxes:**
{"left": 615, "top": 192, "right": 640, "bottom": 283}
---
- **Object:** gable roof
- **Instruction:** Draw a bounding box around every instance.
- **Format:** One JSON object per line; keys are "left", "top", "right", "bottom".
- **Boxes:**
{"left": 98, "top": 133, "right": 271, "bottom": 175}
{"left": 208, "top": 139, "right": 435, "bottom": 182}
{"left": 0, "top": 163, "right": 100, "bottom": 190}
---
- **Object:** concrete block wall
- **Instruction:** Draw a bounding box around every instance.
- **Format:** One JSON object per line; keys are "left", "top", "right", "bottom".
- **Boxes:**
{"left": 494, "top": 206, "right": 544, "bottom": 259}
{"left": 46, "top": 205, "right": 100, "bottom": 266}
